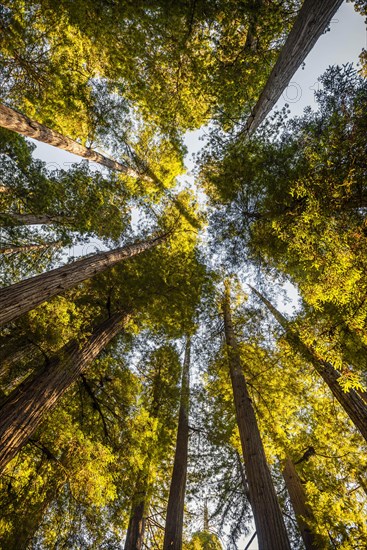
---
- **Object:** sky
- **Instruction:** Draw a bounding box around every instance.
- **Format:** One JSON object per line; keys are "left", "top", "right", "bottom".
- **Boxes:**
{"left": 28, "top": 2, "right": 367, "bottom": 548}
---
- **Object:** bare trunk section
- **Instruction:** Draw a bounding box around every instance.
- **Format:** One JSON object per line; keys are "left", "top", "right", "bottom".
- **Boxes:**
{"left": 0, "top": 311, "right": 130, "bottom": 472}
{"left": 163, "top": 337, "right": 191, "bottom": 550}
{"left": 0, "top": 103, "right": 148, "bottom": 179}
{"left": 0, "top": 241, "right": 61, "bottom": 255}
{"left": 222, "top": 285, "right": 291, "bottom": 550}
{"left": 0, "top": 232, "right": 167, "bottom": 326}
{"left": 244, "top": 0, "right": 344, "bottom": 136}
{"left": 0, "top": 212, "right": 69, "bottom": 226}
{"left": 282, "top": 457, "right": 318, "bottom": 549}
{"left": 250, "top": 286, "right": 367, "bottom": 443}
{"left": 124, "top": 474, "right": 149, "bottom": 550}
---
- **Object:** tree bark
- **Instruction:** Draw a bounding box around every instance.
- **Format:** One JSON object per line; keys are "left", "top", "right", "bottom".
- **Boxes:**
{"left": 0, "top": 232, "right": 167, "bottom": 326}
{"left": 250, "top": 286, "right": 367, "bottom": 444}
{"left": 0, "top": 241, "right": 61, "bottom": 255}
{"left": 282, "top": 457, "right": 318, "bottom": 549}
{"left": 0, "top": 212, "right": 68, "bottom": 226}
{"left": 124, "top": 473, "right": 149, "bottom": 550}
{"left": 0, "top": 103, "right": 148, "bottom": 179}
{"left": 163, "top": 337, "right": 191, "bottom": 550}
{"left": 222, "top": 284, "right": 291, "bottom": 550}
{"left": 0, "top": 311, "right": 130, "bottom": 473}
{"left": 244, "top": 0, "right": 344, "bottom": 136}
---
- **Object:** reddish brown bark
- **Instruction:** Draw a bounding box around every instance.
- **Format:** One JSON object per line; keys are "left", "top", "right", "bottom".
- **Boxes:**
{"left": 124, "top": 476, "right": 149, "bottom": 550}
{"left": 222, "top": 285, "right": 291, "bottom": 550}
{"left": 0, "top": 311, "right": 130, "bottom": 472}
{"left": 0, "top": 232, "right": 167, "bottom": 326}
{"left": 250, "top": 286, "right": 367, "bottom": 444}
{"left": 163, "top": 338, "right": 190, "bottom": 550}
{"left": 282, "top": 457, "right": 319, "bottom": 549}
{"left": 0, "top": 103, "right": 147, "bottom": 179}
{"left": 244, "top": 0, "right": 344, "bottom": 136}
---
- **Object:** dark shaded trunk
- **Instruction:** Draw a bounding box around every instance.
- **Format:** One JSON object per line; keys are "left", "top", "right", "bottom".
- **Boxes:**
{"left": 0, "top": 232, "right": 167, "bottom": 326}
{"left": 124, "top": 473, "right": 149, "bottom": 550}
{"left": 250, "top": 286, "right": 367, "bottom": 443}
{"left": 163, "top": 337, "right": 190, "bottom": 550}
{"left": 282, "top": 457, "right": 319, "bottom": 549}
{"left": 244, "top": 0, "right": 344, "bottom": 136}
{"left": 0, "top": 311, "right": 130, "bottom": 472}
{"left": 222, "top": 285, "right": 291, "bottom": 550}
{"left": 0, "top": 212, "right": 69, "bottom": 226}
{"left": 0, "top": 103, "right": 147, "bottom": 179}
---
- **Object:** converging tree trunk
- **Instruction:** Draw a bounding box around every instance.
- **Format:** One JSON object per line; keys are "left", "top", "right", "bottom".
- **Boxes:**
{"left": 163, "top": 337, "right": 191, "bottom": 550}
{"left": 0, "top": 232, "right": 167, "bottom": 326}
{"left": 0, "top": 241, "right": 61, "bottom": 255}
{"left": 0, "top": 311, "right": 130, "bottom": 473}
{"left": 0, "top": 103, "right": 148, "bottom": 179}
{"left": 244, "top": 0, "right": 344, "bottom": 136}
{"left": 222, "top": 284, "right": 291, "bottom": 550}
{"left": 250, "top": 286, "right": 367, "bottom": 443}
{"left": 0, "top": 212, "right": 69, "bottom": 226}
{"left": 282, "top": 457, "right": 319, "bottom": 549}
{"left": 124, "top": 471, "right": 149, "bottom": 550}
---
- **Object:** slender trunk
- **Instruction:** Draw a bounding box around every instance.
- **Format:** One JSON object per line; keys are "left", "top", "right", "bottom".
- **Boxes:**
{"left": 282, "top": 457, "right": 319, "bottom": 549}
{"left": 0, "top": 311, "right": 130, "bottom": 472}
{"left": 163, "top": 337, "right": 191, "bottom": 550}
{"left": 222, "top": 285, "right": 291, "bottom": 550}
{"left": 124, "top": 472, "right": 149, "bottom": 550}
{"left": 0, "top": 212, "right": 68, "bottom": 226}
{"left": 0, "top": 241, "right": 61, "bottom": 255}
{"left": 244, "top": 0, "right": 344, "bottom": 136}
{"left": 250, "top": 286, "right": 367, "bottom": 443}
{"left": 0, "top": 232, "right": 167, "bottom": 326}
{"left": 0, "top": 103, "right": 147, "bottom": 179}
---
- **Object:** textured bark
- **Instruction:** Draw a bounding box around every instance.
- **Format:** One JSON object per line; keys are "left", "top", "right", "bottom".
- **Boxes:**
{"left": 0, "top": 241, "right": 61, "bottom": 255}
{"left": 244, "top": 0, "right": 344, "bottom": 136}
{"left": 222, "top": 286, "right": 291, "bottom": 550}
{"left": 282, "top": 457, "right": 318, "bottom": 549}
{"left": 0, "top": 311, "right": 130, "bottom": 472}
{"left": 250, "top": 286, "right": 367, "bottom": 443}
{"left": 163, "top": 338, "right": 190, "bottom": 550}
{"left": 0, "top": 103, "right": 148, "bottom": 179}
{"left": 0, "top": 232, "right": 167, "bottom": 326}
{"left": 0, "top": 212, "right": 68, "bottom": 226}
{"left": 124, "top": 475, "right": 149, "bottom": 550}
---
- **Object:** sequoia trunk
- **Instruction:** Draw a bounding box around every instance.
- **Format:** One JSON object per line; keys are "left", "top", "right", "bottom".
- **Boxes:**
{"left": 124, "top": 473, "right": 149, "bottom": 550}
{"left": 0, "top": 232, "right": 167, "bottom": 326}
{"left": 0, "top": 103, "right": 148, "bottom": 179}
{"left": 250, "top": 286, "right": 367, "bottom": 443}
{"left": 222, "top": 285, "right": 291, "bottom": 550}
{"left": 0, "top": 311, "right": 130, "bottom": 472}
{"left": 245, "top": 0, "right": 344, "bottom": 136}
{"left": 282, "top": 457, "right": 318, "bottom": 549}
{"left": 163, "top": 338, "right": 190, "bottom": 550}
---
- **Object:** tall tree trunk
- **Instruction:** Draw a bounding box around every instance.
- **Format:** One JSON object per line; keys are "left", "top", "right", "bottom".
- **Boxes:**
{"left": 124, "top": 471, "right": 149, "bottom": 550}
{"left": 244, "top": 0, "right": 344, "bottom": 136}
{"left": 222, "top": 284, "right": 291, "bottom": 550}
{"left": 0, "top": 232, "right": 167, "bottom": 326}
{"left": 250, "top": 286, "right": 367, "bottom": 443}
{"left": 0, "top": 212, "right": 69, "bottom": 226}
{"left": 163, "top": 337, "right": 191, "bottom": 550}
{"left": 0, "top": 103, "right": 148, "bottom": 179}
{"left": 0, "top": 241, "right": 62, "bottom": 255}
{"left": 0, "top": 311, "right": 130, "bottom": 472}
{"left": 282, "top": 457, "right": 319, "bottom": 549}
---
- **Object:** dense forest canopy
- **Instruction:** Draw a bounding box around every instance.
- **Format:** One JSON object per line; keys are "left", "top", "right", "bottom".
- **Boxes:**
{"left": 0, "top": 1, "right": 366, "bottom": 548}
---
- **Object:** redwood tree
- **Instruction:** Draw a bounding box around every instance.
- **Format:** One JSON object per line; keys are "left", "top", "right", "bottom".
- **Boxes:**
{"left": 0, "top": 310, "right": 130, "bottom": 472}
{"left": 163, "top": 337, "right": 191, "bottom": 550}
{"left": 222, "top": 284, "right": 291, "bottom": 550}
